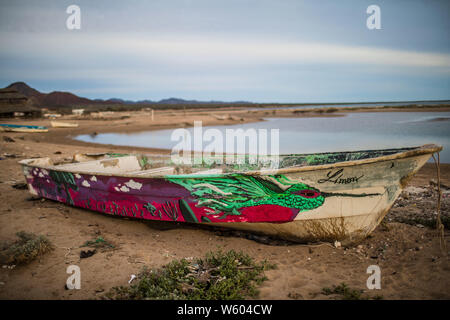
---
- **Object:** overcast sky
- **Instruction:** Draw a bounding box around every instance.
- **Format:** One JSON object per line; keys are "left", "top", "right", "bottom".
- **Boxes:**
{"left": 0, "top": 0, "right": 449, "bottom": 102}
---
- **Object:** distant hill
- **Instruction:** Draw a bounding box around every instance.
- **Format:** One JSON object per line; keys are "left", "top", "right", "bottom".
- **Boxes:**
{"left": 103, "top": 98, "right": 141, "bottom": 104}
{"left": 41, "top": 91, "right": 94, "bottom": 106}
{"left": 3, "top": 82, "right": 251, "bottom": 107}
{"left": 7, "top": 82, "right": 44, "bottom": 100}
{"left": 158, "top": 98, "right": 203, "bottom": 104}
{"left": 5, "top": 82, "right": 108, "bottom": 108}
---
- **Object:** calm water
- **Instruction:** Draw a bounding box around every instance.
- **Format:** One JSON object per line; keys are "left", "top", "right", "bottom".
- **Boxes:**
{"left": 76, "top": 112, "right": 450, "bottom": 162}
{"left": 250, "top": 100, "right": 450, "bottom": 111}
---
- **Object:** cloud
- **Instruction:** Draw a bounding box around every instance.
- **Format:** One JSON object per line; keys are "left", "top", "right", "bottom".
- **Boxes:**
{"left": 0, "top": 31, "right": 448, "bottom": 102}
{"left": 1, "top": 32, "right": 450, "bottom": 69}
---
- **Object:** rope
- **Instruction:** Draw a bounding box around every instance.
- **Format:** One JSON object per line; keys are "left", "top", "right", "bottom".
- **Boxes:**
{"left": 432, "top": 153, "right": 446, "bottom": 253}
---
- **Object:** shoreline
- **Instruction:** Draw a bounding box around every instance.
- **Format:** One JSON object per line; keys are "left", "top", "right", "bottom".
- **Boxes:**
{"left": 1, "top": 105, "right": 449, "bottom": 157}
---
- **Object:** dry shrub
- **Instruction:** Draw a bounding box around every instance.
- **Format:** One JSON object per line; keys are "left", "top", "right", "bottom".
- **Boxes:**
{"left": 0, "top": 231, "right": 53, "bottom": 265}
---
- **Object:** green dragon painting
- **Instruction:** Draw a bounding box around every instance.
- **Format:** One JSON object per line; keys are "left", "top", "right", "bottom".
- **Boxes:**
{"left": 167, "top": 174, "right": 325, "bottom": 219}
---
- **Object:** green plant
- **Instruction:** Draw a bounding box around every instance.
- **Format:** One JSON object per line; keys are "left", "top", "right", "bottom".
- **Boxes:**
{"left": 321, "top": 283, "right": 364, "bottom": 300}
{"left": 81, "top": 236, "right": 115, "bottom": 250}
{"left": 105, "top": 249, "right": 275, "bottom": 300}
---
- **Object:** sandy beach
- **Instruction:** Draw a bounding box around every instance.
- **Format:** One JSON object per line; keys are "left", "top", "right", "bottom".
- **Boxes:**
{"left": 0, "top": 107, "right": 449, "bottom": 300}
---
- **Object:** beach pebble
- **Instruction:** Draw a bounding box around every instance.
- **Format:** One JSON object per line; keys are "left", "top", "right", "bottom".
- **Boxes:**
{"left": 334, "top": 241, "right": 341, "bottom": 248}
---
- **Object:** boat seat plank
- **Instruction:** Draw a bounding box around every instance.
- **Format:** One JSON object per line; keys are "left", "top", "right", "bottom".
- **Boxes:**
{"left": 185, "top": 168, "right": 223, "bottom": 175}
{"left": 129, "top": 167, "right": 175, "bottom": 176}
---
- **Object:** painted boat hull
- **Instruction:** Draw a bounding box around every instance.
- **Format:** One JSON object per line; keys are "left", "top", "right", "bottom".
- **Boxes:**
{"left": 19, "top": 145, "right": 441, "bottom": 243}
{"left": 212, "top": 152, "right": 431, "bottom": 243}
{"left": 0, "top": 124, "right": 48, "bottom": 133}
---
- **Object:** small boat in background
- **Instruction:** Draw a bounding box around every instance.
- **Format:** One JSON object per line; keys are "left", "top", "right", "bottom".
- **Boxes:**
{"left": 0, "top": 123, "right": 48, "bottom": 133}
{"left": 50, "top": 121, "right": 79, "bottom": 128}
{"left": 19, "top": 144, "right": 442, "bottom": 243}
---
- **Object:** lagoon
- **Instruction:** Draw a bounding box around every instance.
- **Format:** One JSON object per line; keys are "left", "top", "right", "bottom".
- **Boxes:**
{"left": 75, "top": 112, "right": 450, "bottom": 162}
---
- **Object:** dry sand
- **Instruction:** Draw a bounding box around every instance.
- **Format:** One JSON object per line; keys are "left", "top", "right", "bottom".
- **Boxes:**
{"left": 0, "top": 108, "right": 449, "bottom": 300}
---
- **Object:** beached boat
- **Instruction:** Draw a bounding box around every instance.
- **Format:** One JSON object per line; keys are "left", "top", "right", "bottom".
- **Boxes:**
{"left": 0, "top": 123, "right": 48, "bottom": 133}
{"left": 50, "top": 121, "right": 79, "bottom": 128}
{"left": 19, "top": 144, "right": 441, "bottom": 243}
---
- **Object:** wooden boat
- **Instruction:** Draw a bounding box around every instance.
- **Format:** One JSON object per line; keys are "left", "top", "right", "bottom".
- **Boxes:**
{"left": 0, "top": 123, "right": 48, "bottom": 133}
{"left": 50, "top": 121, "right": 79, "bottom": 128}
{"left": 19, "top": 144, "right": 441, "bottom": 243}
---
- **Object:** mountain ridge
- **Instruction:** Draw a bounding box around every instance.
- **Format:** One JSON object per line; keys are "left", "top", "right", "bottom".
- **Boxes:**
{"left": 4, "top": 82, "right": 251, "bottom": 107}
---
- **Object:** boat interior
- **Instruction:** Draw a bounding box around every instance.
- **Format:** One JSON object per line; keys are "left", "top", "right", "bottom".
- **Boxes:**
{"left": 18, "top": 146, "right": 426, "bottom": 177}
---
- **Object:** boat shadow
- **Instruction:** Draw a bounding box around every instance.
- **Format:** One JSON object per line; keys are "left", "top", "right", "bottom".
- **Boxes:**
{"left": 142, "top": 220, "right": 298, "bottom": 246}
{"left": 36, "top": 197, "right": 306, "bottom": 246}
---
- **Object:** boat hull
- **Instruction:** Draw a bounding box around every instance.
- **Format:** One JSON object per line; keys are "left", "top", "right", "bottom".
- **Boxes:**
{"left": 211, "top": 152, "right": 431, "bottom": 243}
{"left": 0, "top": 124, "right": 48, "bottom": 133}
{"left": 214, "top": 155, "right": 430, "bottom": 244}
{"left": 50, "top": 121, "right": 79, "bottom": 128}
{"left": 19, "top": 146, "right": 438, "bottom": 243}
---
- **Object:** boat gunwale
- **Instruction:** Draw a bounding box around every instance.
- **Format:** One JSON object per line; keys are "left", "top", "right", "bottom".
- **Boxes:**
{"left": 18, "top": 144, "right": 442, "bottom": 179}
